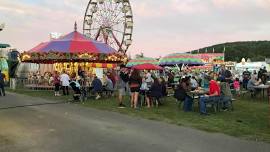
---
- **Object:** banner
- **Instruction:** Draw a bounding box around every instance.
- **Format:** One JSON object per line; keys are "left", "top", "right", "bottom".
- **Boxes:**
{"left": 197, "top": 53, "right": 224, "bottom": 64}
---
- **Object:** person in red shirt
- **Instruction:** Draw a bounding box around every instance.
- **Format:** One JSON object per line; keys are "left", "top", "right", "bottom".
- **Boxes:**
{"left": 199, "top": 72, "right": 221, "bottom": 115}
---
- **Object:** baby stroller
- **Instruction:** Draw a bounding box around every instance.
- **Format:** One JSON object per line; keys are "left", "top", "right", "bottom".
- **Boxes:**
{"left": 70, "top": 81, "right": 86, "bottom": 101}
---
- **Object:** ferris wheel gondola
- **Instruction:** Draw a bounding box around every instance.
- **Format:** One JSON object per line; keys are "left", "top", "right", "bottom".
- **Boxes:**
{"left": 83, "top": 0, "right": 133, "bottom": 54}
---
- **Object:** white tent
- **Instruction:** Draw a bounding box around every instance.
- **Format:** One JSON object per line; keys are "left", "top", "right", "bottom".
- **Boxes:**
{"left": 235, "top": 62, "right": 270, "bottom": 73}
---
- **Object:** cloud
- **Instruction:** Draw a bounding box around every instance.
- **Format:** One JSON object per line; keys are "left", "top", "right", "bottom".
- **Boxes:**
{"left": 211, "top": 0, "right": 242, "bottom": 8}
{"left": 133, "top": 0, "right": 169, "bottom": 18}
{"left": 170, "top": 0, "right": 210, "bottom": 14}
{"left": 256, "top": 0, "right": 270, "bottom": 9}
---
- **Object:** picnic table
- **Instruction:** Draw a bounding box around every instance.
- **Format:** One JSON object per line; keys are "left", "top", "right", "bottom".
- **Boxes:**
{"left": 25, "top": 84, "right": 54, "bottom": 90}
{"left": 188, "top": 88, "right": 209, "bottom": 100}
{"left": 253, "top": 84, "right": 270, "bottom": 99}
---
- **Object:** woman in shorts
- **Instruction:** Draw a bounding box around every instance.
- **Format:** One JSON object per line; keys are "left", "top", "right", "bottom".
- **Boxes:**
{"left": 129, "top": 69, "right": 142, "bottom": 108}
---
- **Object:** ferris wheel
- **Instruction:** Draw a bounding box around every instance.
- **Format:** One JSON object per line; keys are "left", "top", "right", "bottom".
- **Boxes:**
{"left": 83, "top": 0, "right": 133, "bottom": 54}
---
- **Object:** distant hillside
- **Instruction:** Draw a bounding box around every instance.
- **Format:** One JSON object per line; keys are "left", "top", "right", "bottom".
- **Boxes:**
{"left": 190, "top": 41, "right": 270, "bottom": 62}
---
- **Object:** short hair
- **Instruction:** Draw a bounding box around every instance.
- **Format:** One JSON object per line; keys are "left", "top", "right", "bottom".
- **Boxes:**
{"left": 120, "top": 64, "right": 126, "bottom": 69}
{"left": 208, "top": 72, "right": 214, "bottom": 81}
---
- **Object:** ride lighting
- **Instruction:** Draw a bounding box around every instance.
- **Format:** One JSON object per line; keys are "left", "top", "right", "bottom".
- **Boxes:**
{"left": 22, "top": 54, "right": 31, "bottom": 61}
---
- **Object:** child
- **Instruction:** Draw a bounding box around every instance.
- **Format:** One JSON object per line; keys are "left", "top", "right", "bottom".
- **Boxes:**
{"left": 233, "top": 78, "right": 240, "bottom": 96}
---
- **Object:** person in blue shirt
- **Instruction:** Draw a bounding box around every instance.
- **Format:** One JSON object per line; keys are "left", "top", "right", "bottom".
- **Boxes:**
{"left": 91, "top": 74, "right": 103, "bottom": 100}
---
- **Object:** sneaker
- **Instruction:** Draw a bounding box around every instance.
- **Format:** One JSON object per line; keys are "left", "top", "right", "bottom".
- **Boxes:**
{"left": 95, "top": 95, "right": 101, "bottom": 100}
{"left": 118, "top": 103, "right": 126, "bottom": 108}
{"left": 222, "top": 107, "right": 228, "bottom": 111}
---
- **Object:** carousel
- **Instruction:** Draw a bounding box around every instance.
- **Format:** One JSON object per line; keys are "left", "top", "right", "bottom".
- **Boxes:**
{"left": 20, "top": 23, "right": 127, "bottom": 76}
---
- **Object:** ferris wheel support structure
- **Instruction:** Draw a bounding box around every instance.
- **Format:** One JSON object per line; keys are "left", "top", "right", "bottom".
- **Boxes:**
{"left": 83, "top": 0, "right": 133, "bottom": 54}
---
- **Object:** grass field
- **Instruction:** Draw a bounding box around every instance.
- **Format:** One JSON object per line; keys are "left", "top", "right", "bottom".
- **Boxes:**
{"left": 7, "top": 88, "right": 270, "bottom": 143}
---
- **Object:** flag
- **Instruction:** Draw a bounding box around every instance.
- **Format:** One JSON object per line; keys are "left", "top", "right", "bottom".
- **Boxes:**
{"left": 212, "top": 48, "right": 215, "bottom": 53}
{"left": 205, "top": 48, "right": 208, "bottom": 53}
{"left": 223, "top": 46, "right": 226, "bottom": 53}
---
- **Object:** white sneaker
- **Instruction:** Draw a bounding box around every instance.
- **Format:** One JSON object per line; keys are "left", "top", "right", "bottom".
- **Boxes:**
{"left": 95, "top": 95, "right": 101, "bottom": 100}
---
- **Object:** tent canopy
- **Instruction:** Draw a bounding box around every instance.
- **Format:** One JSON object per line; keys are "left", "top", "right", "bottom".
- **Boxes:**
{"left": 28, "top": 31, "right": 115, "bottom": 54}
{"left": 132, "top": 63, "right": 163, "bottom": 70}
{"left": 0, "top": 43, "right": 10, "bottom": 48}
{"left": 21, "top": 27, "right": 127, "bottom": 64}
{"left": 159, "top": 53, "right": 204, "bottom": 66}
{"left": 126, "top": 57, "right": 159, "bottom": 67}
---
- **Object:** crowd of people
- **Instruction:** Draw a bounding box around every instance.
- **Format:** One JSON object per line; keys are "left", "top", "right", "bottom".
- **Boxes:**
{"left": 23, "top": 64, "right": 270, "bottom": 114}
{"left": 242, "top": 67, "right": 269, "bottom": 97}
{"left": 117, "top": 65, "right": 167, "bottom": 108}
{"left": 174, "top": 65, "right": 270, "bottom": 114}
{"left": 31, "top": 65, "right": 168, "bottom": 108}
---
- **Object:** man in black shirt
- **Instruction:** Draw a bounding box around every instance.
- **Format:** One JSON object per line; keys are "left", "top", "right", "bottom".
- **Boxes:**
{"left": 0, "top": 70, "right": 6, "bottom": 96}
{"left": 220, "top": 65, "right": 232, "bottom": 83}
{"left": 242, "top": 68, "right": 251, "bottom": 89}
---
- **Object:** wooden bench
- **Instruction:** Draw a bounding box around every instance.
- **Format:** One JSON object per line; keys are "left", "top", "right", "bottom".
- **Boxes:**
{"left": 25, "top": 85, "right": 54, "bottom": 90}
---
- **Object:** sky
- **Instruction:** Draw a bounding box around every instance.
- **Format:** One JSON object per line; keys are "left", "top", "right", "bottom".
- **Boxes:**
{"left": 1, "top": 0, "right": 270, "bottom": 57}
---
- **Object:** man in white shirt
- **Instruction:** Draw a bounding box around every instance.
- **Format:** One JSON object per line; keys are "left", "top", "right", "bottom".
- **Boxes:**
{"left": 190, "top": 76, "right": 198, "bottom": 90}
{"left": 60, "top": 70, "right": 70, "bottom": 95}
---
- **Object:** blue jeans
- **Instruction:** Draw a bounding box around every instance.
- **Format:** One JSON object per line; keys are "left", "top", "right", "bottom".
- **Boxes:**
{"left": 199, "top": 96, "right": 219, "bottom": 114}
{"left": 220, "top": 96, "right": 231, "bottom": 108}
{"left": 183, "top": 96, "right": 193, "bottom": 112}
{"left": 243, "top": 79, "right": 249, "bottom": 89}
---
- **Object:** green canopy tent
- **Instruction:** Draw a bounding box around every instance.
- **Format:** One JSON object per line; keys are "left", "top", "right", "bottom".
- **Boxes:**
{"left": 0, "top": 43, "right": 10, "bottom": 48}
{"left": 159, "top": 53, "right": 204, "bottom": 66}
{"left": 126, "top": 57, "right": 159, "bottom": 67}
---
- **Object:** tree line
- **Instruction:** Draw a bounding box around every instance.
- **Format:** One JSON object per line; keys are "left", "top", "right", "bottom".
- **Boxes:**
{"left": 190, "top": 41, "right": 270, "bottom": 62}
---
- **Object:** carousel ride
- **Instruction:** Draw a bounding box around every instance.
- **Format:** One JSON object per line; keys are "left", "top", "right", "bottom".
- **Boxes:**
{"left": 20, "top": 23, "right": 128, "bottom": 76}
{"left": 20, "top": 0, "right": 134, "bottom": 76}
{"left": 83, "top": 0, "right": 133, "bottom": 54}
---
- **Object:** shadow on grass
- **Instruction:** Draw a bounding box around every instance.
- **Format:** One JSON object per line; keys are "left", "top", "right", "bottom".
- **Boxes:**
{"left": 0, "top": 101, "right": 67, "bottom": 111}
